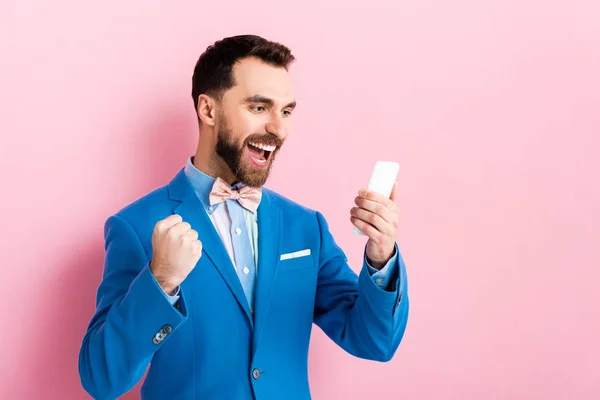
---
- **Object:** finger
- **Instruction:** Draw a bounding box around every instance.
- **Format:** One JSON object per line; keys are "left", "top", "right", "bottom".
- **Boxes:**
{"left": 350, "top": 216, "right": 383, "bottom": 239}
{"left": 358, "top": 189, "right": 396, "bottom": 211}
{"left": 164, "top": 214, "right": 183, "bottom": 226}
{"left": 390, "top": 181, "right": 397, "bottom": 201}
{"left": 182, "top": 229, "right": 198, "bottom": 241}
{"left": 155, "top": 214, "right": 183, "bottom": 233}
{"left": 192, "top": 240, "right": 203, "bottom": 256}
{"left": 351, "top": 207, "right": 393, "bottom": 235}
{"left": 354, "top": 197, "right": 395, "bottom": 224}
{"left": 169, "top": 221, "right": 192, "bottom": 237}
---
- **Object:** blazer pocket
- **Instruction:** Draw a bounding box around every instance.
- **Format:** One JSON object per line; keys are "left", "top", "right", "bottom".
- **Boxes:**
{"left": 278, "top": 249, "right": 314, "bottom": 271}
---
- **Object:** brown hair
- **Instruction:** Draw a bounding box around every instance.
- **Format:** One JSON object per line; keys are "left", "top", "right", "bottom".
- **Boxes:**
{"left": 191, "top": 34, "right": 295, "bottom": 111}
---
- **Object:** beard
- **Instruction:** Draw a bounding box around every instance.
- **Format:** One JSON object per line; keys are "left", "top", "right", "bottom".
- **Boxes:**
{"left": 214, "top": 113, "right": 282, "bottom": 188}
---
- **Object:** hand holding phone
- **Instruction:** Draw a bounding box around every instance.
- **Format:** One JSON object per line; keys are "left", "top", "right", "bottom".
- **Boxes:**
{"left": 353, "top": 161, "right": 399, "bottom": 236}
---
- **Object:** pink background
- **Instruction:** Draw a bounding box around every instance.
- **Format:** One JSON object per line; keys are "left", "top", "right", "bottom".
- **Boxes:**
{"left": 1, "top": 1, "right": 599, "bottom": 399}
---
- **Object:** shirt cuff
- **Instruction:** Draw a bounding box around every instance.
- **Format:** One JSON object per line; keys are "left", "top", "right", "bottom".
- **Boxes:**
{"left": 365, "top": 243, "right": 400, "bottom": 292}
{"left": 166, "top": 286, "right": 181, "bottom": 306}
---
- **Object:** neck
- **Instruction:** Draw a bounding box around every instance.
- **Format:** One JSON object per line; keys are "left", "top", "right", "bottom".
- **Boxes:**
{"left": 193, "top": 129, "right": 237, "bottom": 185}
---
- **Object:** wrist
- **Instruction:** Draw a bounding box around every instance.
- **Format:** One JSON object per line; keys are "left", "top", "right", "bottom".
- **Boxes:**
{"left": 368, "top": 258, "right": 386, "bottom": 270}
{"left": 161, "top": 283, "right": 177, "bottom": 296}
{"left": 367, "top": 246, "right": 396, "bottom": 270}
{"left": 150, "top": 261, "right": 177, "bottom": 295}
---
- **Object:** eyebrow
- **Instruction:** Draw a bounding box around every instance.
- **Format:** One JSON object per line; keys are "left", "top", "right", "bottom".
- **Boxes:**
{"left": 244, "top": 95, "right": 297, "bottom": 110}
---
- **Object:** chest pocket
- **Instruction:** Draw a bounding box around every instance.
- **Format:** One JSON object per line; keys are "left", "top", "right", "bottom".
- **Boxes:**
{"left": 278, "top": 249, "right": 314, "bottom": 272}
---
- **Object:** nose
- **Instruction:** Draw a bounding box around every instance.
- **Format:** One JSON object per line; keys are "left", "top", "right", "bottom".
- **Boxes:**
{"left": 265, "top": 113, "right": 287, "bottom": 141}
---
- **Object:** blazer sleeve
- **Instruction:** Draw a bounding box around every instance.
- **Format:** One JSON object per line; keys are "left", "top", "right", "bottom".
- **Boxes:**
{"left": 78, "top": 214, "right": 189, "bottom": 399}
{"left": 312, "top": 210, "right": 410, "bottom": 362}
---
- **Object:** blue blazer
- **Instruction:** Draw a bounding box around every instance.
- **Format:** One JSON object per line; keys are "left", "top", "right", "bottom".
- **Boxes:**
{"left": 79, "top": 168, "right": 410, "bottom": 399}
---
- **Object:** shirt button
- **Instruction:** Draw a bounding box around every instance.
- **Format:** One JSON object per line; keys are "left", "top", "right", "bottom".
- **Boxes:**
{"left": 235, "top": 227, "right": 242, "bottom": 235}
{"left": 252, "top": 368, "right": 261, "bottom": 380}
{"left": 243, "top": 266, "right": 249, "bottom": 275}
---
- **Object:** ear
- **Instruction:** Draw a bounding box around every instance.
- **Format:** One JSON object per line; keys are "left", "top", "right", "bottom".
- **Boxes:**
{"left": 197, "top": 94, "right": 216, "bottom": 126}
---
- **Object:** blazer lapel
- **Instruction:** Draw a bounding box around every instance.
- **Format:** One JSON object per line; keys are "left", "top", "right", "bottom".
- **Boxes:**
{"left": 168, "top": 169, "right": 254, "bottom": 327}
{"left": 252, "top": 189, "right": 282, "bottom": 354}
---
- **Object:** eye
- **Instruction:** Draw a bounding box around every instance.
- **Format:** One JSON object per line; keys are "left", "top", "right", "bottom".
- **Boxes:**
{"left": 282, "top": 109, "right": 293, "bottom": 117}
{"left": 250, "top": 105, "right": 266, "bottom": 112}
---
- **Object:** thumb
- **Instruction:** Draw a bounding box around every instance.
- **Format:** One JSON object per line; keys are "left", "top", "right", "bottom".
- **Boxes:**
{"left": 389, "top": 181, "right": 397, "bottom": 201}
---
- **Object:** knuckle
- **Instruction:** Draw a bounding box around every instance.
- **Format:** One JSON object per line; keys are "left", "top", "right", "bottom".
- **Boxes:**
{"left": 193, "top": 241, "right": 203, "bottom": 254}
{"left": 368, "top": 204, "right": 375, "bottom": 213}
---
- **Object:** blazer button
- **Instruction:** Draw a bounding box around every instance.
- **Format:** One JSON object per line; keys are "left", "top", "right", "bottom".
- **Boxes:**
{"left": 152, "top": 332, "right": 164, "bottom": 345}
{"left": 162, "top": 324, "right": 172, "bottom": 334}
{"left": 252, "top": 368, "right": 261, "bottom": 380}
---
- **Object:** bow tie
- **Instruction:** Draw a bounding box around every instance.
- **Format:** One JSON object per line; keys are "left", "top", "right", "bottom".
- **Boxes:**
{"left": 209, "top": 177, "right": 262, "bottom": 213}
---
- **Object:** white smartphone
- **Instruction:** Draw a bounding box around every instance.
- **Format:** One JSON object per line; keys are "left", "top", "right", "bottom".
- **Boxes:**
{"left": 353, "top": 161, "right": 400, "bottom": 236}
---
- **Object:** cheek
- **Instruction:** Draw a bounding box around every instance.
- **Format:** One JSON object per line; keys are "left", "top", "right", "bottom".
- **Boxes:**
{"left": 231, "top": 112, "right": 259, "bottom": 137}
{"left": 246, "top": 116, "right": 265, "bottom": 134}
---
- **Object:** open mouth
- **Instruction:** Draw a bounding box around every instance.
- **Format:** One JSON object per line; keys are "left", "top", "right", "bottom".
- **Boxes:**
{"left": 246, "top": 141, "right": 276, "bottom": 166}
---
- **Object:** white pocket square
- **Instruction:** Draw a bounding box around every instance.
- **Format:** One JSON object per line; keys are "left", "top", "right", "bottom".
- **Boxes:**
{"left": 280, "top": 249, "right": 311, "bottom": 261}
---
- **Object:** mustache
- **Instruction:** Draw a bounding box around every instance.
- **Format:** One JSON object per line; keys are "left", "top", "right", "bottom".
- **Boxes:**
{"left": 244, "top": 134, "right": 282, "bottom": 148}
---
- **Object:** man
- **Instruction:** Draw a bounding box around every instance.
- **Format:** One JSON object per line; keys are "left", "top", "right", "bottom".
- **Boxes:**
{"left": 79, "top": 34, "right": 409, "bottom": 400}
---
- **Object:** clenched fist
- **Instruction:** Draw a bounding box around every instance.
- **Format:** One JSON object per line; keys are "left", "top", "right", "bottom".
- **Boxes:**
{"left": 150, "top": 214, "right": 202, "bottom": 295}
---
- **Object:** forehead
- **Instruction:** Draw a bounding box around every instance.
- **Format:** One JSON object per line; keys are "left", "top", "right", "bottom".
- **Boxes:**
{"left": 226, "top": 56, "right": 294, "bottom": 104}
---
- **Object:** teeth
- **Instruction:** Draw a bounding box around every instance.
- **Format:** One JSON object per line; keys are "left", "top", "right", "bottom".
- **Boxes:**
{"left": 249, "top": 142, "right": 276, "bottom": 152}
